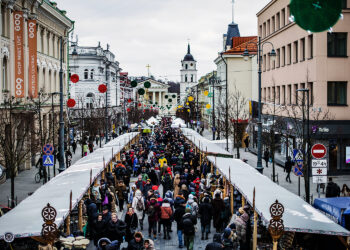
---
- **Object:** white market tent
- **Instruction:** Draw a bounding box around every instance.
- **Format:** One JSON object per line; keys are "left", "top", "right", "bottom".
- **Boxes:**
{"left": 181, "top": 128, "right": 232, "bottom": 157}
{"left": 207, "top": 156, "right": 350, "bottom": 236}
{"left": 146, "top": 117, "right": 159, "bottom": 126}
{"left": 171, "top": 118, "right": 187, "bottom": 128}
{"left": 0, "top": 132, "right": 139, "bottom": 240}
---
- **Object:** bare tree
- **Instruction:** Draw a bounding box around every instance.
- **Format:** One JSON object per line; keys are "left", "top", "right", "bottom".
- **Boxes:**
{"left": 0, "top": 96, "right": 39, "bottom": 207}
{"left": 227, "top": 84, "right": 249, "bottom": 159}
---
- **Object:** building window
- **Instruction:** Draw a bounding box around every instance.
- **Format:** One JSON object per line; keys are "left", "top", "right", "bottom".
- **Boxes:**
{"left": 277, "top": 86, "right": 280, "bottom": 104}
{"left": 185, "top": 75, "right": 187, "bottom": 82}
{"left": 90, "top": 69, "right": 94, "bottom": 79}
{"left": 294, "top": 83, "right": 298, "bottom": 104}
{"left": 267, "top": 87, "right": 271, "bottom": 101}
{"left": 272, "top": 16, "right": 275, "bottom": 33}
{"left": 267, "top": 19, "right": 270, "bottom": 35}
{"left": 263, "top": 54, "right": 266, "bottom": 71}
{"left": 263, "top": 22, "right": 266, "bottom": 38}
{"left": 300, "top": 38, "right": 305, "bottom": 61}
{"left": 259, "top": 25, "right": 262, "bottom": 37}
{"left": 277, "top": 48, "right": 280, "bottom": 68}
{"left": 327, "top": 82, "right": 347, "bottom": 105}
{"left": 308, "top": 82, "right": 313, "bottom": 105}
{"left": 308, "top": 35, "right": 313, "bottom": 58}
{"left": 287, "top": 5, "right": 291, "bottom": 23}
{"left": 41, "top": 30, "right": 45, "bottom": 53}
{"left": 47, "top": 33, "right": 50, "bottom": 56}
{"left": 281, "top": 8, "right": 286, "bottom": 27}
{"left": 84, "top": 69, "right": 89, "bottom": 80}
{"left": 185, "top": 64, "right": 188, "bottom": 70}
{"left": 327, "top": 32, "right": 347, "bottom": 57}
{"left": 282, "top": 46, "right": 286, "bottom": 66}
{"left": 2, "top": 57, "right": 7, "bottom": 90}
{"left": 287, "top": 44, "right": 292, "bottom": 65}
{"left": 191, "top": 75, "right": 193, "bottom": 82}
{"left": 1, "top": 7, "right": 6, "bottom": 37}
{"left": 342, "top": 0, "right": 347, "bottom": 9}
{"left": 288, "top": 84, "right": 292, "bottom": 104}
{"left": 276, "top": 12, "right": 280, "bottom": 30}
{"left": 293, "top": 41, "right": 298, "bottom": 63}
{"left": 282, "top": 85, "right": 286, "bottom": 105}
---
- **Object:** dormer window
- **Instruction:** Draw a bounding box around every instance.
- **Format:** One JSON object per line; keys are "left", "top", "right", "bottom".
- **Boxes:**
{"left": 84, "top": 69, "right": 88, "bottom": 79}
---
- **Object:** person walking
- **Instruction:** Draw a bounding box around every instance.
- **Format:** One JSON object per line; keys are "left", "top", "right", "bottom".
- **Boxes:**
{"left": 181, "top": 207, "right": 197, "bottom": 250}
{"left": 115, "top": 180, "right": 127, "bottom": 212}
{"left": 127, "top": 231, "right": 144, "bottom": 250}
{"left": 263, "top": 148, "right": 270, "bottom": 168}
{"left": 244, "top": 136, "right": 250, "bottom": 152}
{"left": 83, "top": 142, "right": 89, "bottom": 157}
{"left": 212, "top": 192, "right": 225, "bottom": 233}
{"left": 125, "top": 207, "right": 138, "bottom": 243}
{"left": 146, "top": 198, "right": 160, "bottom": 240}
{"left": 91, "top": 213, "right": 106, "bottom": 246}
{"left": 198, "top": 197, "right": 213, "bottom": 240}
{"left": 285, "top": 156, "right": 293, "bottom": 183}
{"left": 106, "top": 213, "right": 126, "bottom": 246}
{"left": 71, "top": 140, "right": 77, "bottom": 154}
{"left": 160, "top": 199, "right": 173, "bottom": 240}
{"left": 326, "top": 177, "right": 341, "bottom": 198}
{"left": 174, "top": 201, "right": 186, "bottom": 248}
{"left": 132, "top": 189, "right": 145, "bottom": 230}
{"left": 205, "top": 233, "right": 223, "bottom": 250}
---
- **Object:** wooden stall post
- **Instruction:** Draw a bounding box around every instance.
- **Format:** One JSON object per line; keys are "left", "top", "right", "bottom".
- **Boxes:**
{"left": 229, "top": 168, "right": 234, "bottom": 215}
{"left": 223, "top": 176, "right": 227, "bottom": 198}
{"left": 89, "top": 169, "right": 92, "bottom": 198}
{"left": 102, "top": 157, "right": 106, "bottom": 180}
{"left": 242, "top": 196, "right": 245, "bottom": 207}
{"left": 66, "top": 190, "right": 72, "bottom": 235}
{"left": 78, "top": 200, "right": 83, "bottom": 232}
{"left": 253, "top": 187, "right": 257, "bottom": 250}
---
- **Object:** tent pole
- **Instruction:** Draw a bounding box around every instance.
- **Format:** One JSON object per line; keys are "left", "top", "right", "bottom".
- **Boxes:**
{"left": 253, "top": 187, "right": 258, "bottom": 250}
{"left": 78, "top": 200, "right": 83, "bottom": 231}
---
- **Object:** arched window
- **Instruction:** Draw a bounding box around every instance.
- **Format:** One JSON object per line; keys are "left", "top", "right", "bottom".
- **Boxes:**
{"left": 185, "top": 75, "right": 187, "bottom": 82}
{"left": 185, "top": 64, "right": 188, "bottom": 70}
{"left": 191, "top": 75, "right": 193, "bottom": 82}
{"left": 84, "top": 69, "right": 88, "bottom": 79}
{"left": 2, "top": 57, "right": 8, "bottom": 90}
{"left": 90, "top": 69, "right": 94, "bottom": 79}
{"left": 86, "top": 92, "right": 94, "bottom": 108}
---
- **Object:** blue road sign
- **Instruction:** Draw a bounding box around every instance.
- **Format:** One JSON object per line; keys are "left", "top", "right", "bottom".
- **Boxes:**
{"left": 293, "top": 165, "right": 304, "bottom": 176}
{"left": 43, "top": 155, "right": 54, "bottom": 167}
{"left": 43, "top": 144, "right": 54, "bottom": 155}
{"left": 293, "top": 149, "right": 304, "bottom": 176}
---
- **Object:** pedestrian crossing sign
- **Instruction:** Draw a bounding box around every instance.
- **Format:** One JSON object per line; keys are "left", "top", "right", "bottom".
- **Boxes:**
{"left": 43, "top": 155, "right": 54, "bottom": 167}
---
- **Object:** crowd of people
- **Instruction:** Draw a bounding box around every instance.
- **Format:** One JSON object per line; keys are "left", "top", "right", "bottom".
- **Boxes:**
{"left": 83, "top": 120, "right": 252, "bottom": 250}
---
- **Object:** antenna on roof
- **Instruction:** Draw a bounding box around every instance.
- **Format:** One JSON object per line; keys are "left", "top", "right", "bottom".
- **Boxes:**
{"left": 232, "top": 0, "right": 235, "bottom": 23}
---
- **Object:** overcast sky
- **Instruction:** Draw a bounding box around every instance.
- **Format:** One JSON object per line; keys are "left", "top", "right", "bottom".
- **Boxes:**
{"left": 58, "top": 0, "right": 270, "bottom": 82}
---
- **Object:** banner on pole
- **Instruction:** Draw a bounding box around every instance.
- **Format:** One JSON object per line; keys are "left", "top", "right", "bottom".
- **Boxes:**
{"left": 14, "top": 11, "right": 25, "bottom": 98}
{"left": 28, "top": 19, "right": 38, "bottom": 98}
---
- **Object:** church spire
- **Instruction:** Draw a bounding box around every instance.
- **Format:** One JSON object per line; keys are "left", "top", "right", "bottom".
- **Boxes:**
{"left": 232, "top": 0, "right": 235, "bottom": 23}
{"left": 187, "top": 43, "right": 191, "bottom": 54}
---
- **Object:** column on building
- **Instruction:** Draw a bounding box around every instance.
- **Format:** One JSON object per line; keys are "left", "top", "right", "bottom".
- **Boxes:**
{"left": 158, "top": 91, "right": 162, "bottom": 108}
{"left": 152, "top": 91, "right": 155, "bottom": 104}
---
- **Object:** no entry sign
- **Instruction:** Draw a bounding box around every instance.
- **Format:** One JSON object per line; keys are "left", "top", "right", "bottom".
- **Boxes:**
{"left": 311, "top": 144, "right": 327, "bottom": 159}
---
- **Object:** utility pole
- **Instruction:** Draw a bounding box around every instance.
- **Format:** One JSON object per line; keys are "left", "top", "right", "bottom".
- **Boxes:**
{"left": 58, "top": 37, "right": 65, "bottom": 173}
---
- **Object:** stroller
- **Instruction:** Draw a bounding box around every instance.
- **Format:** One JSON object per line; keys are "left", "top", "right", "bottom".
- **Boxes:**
{"left": 97, "top": 238, "right": 119, "bottom": 250}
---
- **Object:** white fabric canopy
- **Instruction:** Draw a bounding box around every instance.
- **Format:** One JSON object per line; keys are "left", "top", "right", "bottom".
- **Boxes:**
{"left": 181, "top": 128, "right": 232, "bottom": 157}
{"left": 146, "top": 117, "right": 159, "bottom": 126}
{"left": 207, "top": 156, "right": 350, "bottom": 236}
{"left": 0, "top": 132, "right": 139, "bottom": 240}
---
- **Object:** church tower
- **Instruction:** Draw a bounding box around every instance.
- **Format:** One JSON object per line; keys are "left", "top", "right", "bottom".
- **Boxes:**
{"left": 180, "top": 44, "right": 197, "bottom": 104}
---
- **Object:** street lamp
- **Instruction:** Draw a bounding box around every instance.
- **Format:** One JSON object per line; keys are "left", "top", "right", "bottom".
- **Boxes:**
{"left": 51, "top": 92, "right": 59, "bottom": 178}
{"left": 58, "top": 37, "right": 65, "bottom": 173}
{"left": 242, "top": 37, "right": 276, "bottom": 174}
{"left": 297, "top": 88, "right": 311, "bottom": 203}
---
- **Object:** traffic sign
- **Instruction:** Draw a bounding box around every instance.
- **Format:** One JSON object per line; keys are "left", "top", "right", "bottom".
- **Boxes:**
{"left": 293, "top": 165, "right": 303, "bottom": 176}
{"left": 311, "top": 144, "right": 327, "bottom": 159}
{"left": 43, "top": 144, "right": 54, "bottom": 155}
{"left": 293, "top": 149, "right": 303, "bottom": 168}
{"left": 43, "top": 155, "right": 54, "bottom": 167}
{"left": 313, "top": 176, "right": 327, "bottom": 184}
{"left": 312, "top": 167, "right": 327, "bottom": 176}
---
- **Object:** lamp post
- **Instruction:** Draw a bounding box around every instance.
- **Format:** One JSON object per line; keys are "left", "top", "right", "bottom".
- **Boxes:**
{"left": 105, "top": 61, "right": 111, "bottom": 144}
{"left": 220, "top": 52, "right": 229, "bottom": 152}
{"left": 58, "top": 37, "right": 65, "bottom": 173}
{"left": 211, "top": 73, "right": 216, "bottom": 140}
{"left": 243, "top": 37, "right": 276, "bottom": 174}
{"left": 51, "top": 92, "right": 59, "bottom": 177}
{"left": 297, "top": 88, "right": 311, "bottom": 203}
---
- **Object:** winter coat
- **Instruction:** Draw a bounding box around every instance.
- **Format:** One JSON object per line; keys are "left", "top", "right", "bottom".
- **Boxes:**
{"left": 107, "top": 219, "right": 127, "bottom": 242}
{"left": 125, "top": 213, "right": 138, "bottom": 242}
{"left": 143, "top": 183, "right": 153, "bottom": 197}
{"left": 146, "top": 199, "right": 160, "bottom": 222}
{"left": 199, "top": 200, "right": 213, "bottom": 226}
{"left": 127, "top": 237, "right": 144, "bottom": 250}
{"left": 116, "top": 184, "right": 127, "bottom": 200}
{"left": 235, "top": 213, "right": 248, "bottom": 242}
{"left": 148, "top": 170, "right": 158, "bottom": 185}
{"left": 181, "top": 212, "right": 197, "bottom": 236}
{"left": 135, "top": 180, "right": 145, "bottom": 192}
{"left": 132, "top": 190, "right": 145, "bottom": 219}
{"left": 162, "top": 174, "right": 173, "bottom": 192}
{"left": 160, "top": 202, "right": 173, "bottom": 220}
{"left": 212, "top": 198, "right": 225, "bottom": 229}
{"left": 144, "top": 239, "right": 155, "bottom": 250}
{"left": 186, "top": 198, "right": 199, "bottom": 217}
{"left": 174, "top": 205, "right": 186, "bottom": 230}
{"left": 174, "top": 195, "right": 186, "bottom": 209}
{"left": 91, "top": 219, "right": 107, "bottom": 244}
{"left": 173, "top": 174, "right": 181, "bottom": 198}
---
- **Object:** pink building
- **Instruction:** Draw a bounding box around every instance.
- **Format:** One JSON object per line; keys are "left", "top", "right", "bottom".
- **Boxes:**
{"left": 257, "top": 0, "right": 350, "bottom": 174}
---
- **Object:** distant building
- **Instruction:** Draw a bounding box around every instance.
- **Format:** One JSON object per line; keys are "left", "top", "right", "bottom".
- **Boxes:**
{"left": 69, "top": 42, "right": 121, "bottom": 109}
{"left": 180, "top": 44, "right": 198, "bottom": 104}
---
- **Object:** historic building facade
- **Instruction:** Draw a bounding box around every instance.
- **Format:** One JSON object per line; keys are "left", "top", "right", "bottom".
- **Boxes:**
{"left": 180, "top": 44, "right": 197, "bottom": 104}
{"left": 69, "top": 42, "right": 121, "bottom": 109}
{"left": 0, "top": 0, "right": 73, "bottom": 170}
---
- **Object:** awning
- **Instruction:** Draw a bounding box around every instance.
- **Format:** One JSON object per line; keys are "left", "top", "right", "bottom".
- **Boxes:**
{"left": 314, "top": 197, "right": 350, "bottom": 227}
{"left": 0, "top": 132, "right": 139, "bottom": 240}
{"left": 181, "top": 128, "right": 232, "bottom": 157}
{"left": 207, "top": 156, "right": 350, "bottom": 236}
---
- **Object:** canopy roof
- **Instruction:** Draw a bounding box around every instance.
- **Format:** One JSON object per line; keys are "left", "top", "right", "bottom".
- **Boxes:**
{"left": 314, "top": 197, "right": 350, "bottom": 227}
{"left": 181, "top": 128, "right": 232, "bottom": 157}
{"left": 207, "top": 156, "right": 350, "bottom": 236}
{"left": 0, "top": 132, "right": 139, "bottom": 240}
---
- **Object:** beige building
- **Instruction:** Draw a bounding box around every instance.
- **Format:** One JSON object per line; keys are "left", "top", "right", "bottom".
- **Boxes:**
{"left": 257, "top": 0, "right": 350, "bottom": 174}
{"left": 0, "top": 0, "right": 73, "bottom": 170}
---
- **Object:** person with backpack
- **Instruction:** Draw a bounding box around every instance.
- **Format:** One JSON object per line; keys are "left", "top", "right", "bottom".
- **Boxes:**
{"left": 146, "top": 198, "right": 160, "bottom": 240}
{"left": 181, "top": 207, "right": 197, "bottom": 250}
{"left": 132, "top": 190, "right": 145, "bottom": 230}
{"left": 160, "top": 199, "right": 173, "bottom": 240}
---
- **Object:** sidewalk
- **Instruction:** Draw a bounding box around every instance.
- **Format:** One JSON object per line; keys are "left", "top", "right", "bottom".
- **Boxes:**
{"left": 0, "top": 141, "right": 105, "bottom": 207}
{"left": 197, "top": 128, "right": 350, "bottom": 203}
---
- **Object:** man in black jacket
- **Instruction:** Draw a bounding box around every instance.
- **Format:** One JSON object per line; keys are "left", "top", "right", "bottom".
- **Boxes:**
{"left": 127, "top": 231, "right": 144, "bottom": 250}
{"left": 181, "top": 207, "right": 197, "bottom": 250}
{"left": 326, "top": 177, "right": 340, "bottom": 198}
{"left": 174, "top": 202, "right": 186, "bottom": 248}
{"left": 107, "top": 213, "right": 126, "bottom": 246}
{"left": 205, "top": 233, "right": 223, "bottom": 250}
{"left": 199, "top": 197, "right": 213, "bottom": 240}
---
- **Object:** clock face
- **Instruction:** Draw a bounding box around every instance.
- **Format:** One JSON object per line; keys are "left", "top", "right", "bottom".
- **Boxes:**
{"left": 190, "top": 63, "right": 193, "bottom": 66}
